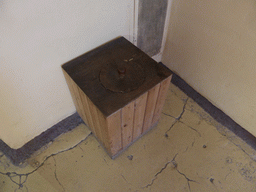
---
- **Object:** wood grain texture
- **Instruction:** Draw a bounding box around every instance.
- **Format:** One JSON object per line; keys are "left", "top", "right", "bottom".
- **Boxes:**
{"left": 96, "top": 109, "right": 111, "bottom": 152}
{"left": 63, "top": 70, "right": 89, "bottom": 125}
{"left": 76, "top": 88, "right": 95, "bottom": 131}
{"left": 133, "top": 92, "right": 148, "bottom": 141}
{"left": 106, "top": 110, "right": 122, "bottom": 156}
{"left": 142, "top": 83, "right": 161, "bottom": 133}
{"left": 87, "top": 98, "right": 104, "bottom": 143}
{"left": 151, "top": 75, "right": 172, "bottom": 125}
{"left": 62, "top": 37, "right": 173, "bottom": 158}
{"left": 121, "top": 101, "right": 135, "bottom": 148}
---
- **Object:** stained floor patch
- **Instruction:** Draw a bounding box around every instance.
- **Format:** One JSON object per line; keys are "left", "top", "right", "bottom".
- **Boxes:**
{"left": 1, "top": 83, "right": 256, "bottom": 191}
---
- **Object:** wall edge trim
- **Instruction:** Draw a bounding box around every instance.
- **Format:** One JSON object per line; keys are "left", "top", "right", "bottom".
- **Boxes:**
{"left": 0, "top": 112, "right": 83, "bottom": 166}
{"left": 168, "top": 65, "right": 256, "bottom": 151}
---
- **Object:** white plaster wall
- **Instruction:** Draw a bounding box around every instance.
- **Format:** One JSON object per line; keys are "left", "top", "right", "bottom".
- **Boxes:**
{"left": 162, "top": 0, "right": 256, "bottom": 137}
{"left": 0, "top": 0, "right": 133, "bottom": 149}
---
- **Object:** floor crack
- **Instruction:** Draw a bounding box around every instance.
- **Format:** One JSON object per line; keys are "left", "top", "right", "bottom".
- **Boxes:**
{"left": 142, "top": 150, "right": 198, "bottom": 191}
{"left": 176, "top": 168, "right": 197, "bottom": 192}
{"left": 162, "top": 112, "right": 176, "bottom": 119}
{"left": 78, "top": 146, "right": 84, "bottom": 152}
{"left": 165, "top": 120, "right": 179, "bottom": 135}
{"left": 174, "top": 151, "right": 198, "bottom": 192}
{"left": 0, "top": 132, "right": 92, "bottom": 190}
{"left": 53, "top": 156, "right": 65, "bottom": 191}
{"left": 164, "top": 98, "right": 188, "bottom": 121}
{"left": 121, "top": 174, "right": 131, "bottom": 185}
{"left": 164, "top": 98, "right": 202, "bottom": 141}
{"left": 191, "top": 138, "right": 196, "bottom": 147}
{"left": 143, "top": 153, "right": 178, "bottom": 188}
{"left": 177, "top": 98, "right": 189, "bottom": 120}
{"left": 180, "top": 121, "right": 202, "bottom": 137}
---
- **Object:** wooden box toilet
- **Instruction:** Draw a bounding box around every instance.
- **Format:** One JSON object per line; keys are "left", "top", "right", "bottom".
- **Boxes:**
{"left": 62, "top": 37, "right": 172, "bottom": 158}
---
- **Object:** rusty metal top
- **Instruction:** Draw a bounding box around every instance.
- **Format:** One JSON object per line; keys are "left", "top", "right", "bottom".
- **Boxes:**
{"left": 99, "top": 59, "right": 146, "bottom": 93}
{"left": 62, "top": 37, "right": 172, "bottom": 117}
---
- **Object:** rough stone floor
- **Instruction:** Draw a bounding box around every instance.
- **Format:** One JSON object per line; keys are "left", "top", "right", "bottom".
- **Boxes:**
{"left": 1, "top": 83, "right": 256, "bottom": 192}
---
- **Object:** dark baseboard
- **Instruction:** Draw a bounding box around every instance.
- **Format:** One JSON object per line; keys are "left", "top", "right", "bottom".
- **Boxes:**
{"left": 1, "top": 66, "right": 255, "bottom": 166}
{"left": 170, "top": 70, "right": 256, "bottom": 151}
{"left": 0, "top": 112, "right": 83, "bottom": 166}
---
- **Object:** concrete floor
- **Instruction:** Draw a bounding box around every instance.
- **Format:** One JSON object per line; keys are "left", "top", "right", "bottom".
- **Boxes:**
{"left": 1, "top": 83, "right": 256, "bottom": 191}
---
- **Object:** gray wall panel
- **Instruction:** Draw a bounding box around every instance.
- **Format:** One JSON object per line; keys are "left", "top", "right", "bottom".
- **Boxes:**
{"left": 137, "top": 0, "right": 168, "bottom": 56}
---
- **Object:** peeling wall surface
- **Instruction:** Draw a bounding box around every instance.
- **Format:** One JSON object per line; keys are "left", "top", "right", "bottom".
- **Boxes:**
{"left": 137, "top": 0, "right": 168, "bottom": 56}
{"left": 0, "top": 0, "right": 133, "bottom": 149}
{"left": 162, "top": 0, "right": 256, "bottom": 137}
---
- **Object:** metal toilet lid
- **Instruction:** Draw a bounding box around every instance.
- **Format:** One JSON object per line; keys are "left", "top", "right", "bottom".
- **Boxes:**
{"left": 99, "top": 60, "right": 146, "bottom": 93}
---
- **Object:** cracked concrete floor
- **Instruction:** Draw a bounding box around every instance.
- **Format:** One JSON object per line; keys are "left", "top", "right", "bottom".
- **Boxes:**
{"left": 1, "top": 83, "right": 256, "bottom": 191}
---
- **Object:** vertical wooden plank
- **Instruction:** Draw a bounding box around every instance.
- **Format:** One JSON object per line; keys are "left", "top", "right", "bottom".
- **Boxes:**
{"left": 142, "top": 83, "right": 161, "bottom": 133}
{"left": 151, "top": 75, "right": 172, "bottom": 125}
{"left": 76, "top": 87, "right": 97, "bottom": 134}
{"left": 71, "top": 82, "right": 89, "bottom": 124}
{"left": 62, "top": 70, "right": 81, "bottom": 113}
{"left": 133, "top": 92, "right": 148, "bottom": 141}
{"left": 79, "top": 88, "right": 110, "bottom": 153}
{"left": 87, "top": 98, "right": 104, "bottom": 143}
{"left": 106, "top": 110, "right": 122, "bottom": 156}
{"left": 96, "top": 109, "right": 111, "bottom": 152}
{"left": 121, "top": 101, "right": 135, "bottom": 148}
{"left": 63, "top": 70, "right": 88, "bottom": 125}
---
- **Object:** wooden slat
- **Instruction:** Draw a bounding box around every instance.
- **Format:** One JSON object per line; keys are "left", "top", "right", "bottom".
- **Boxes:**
{"left": 96, "top": 109, "right": 111, "bottom": 152}
{"left": 77, "top": 87, "right": 96, "bottom": 134}
{"left": 63, "top": 70, "right": 88, "bottom": 125}
{"left": 121, "top": 101, "right": 135, "bottom": 148}
{"left": 133, "top": 92, "right": 148, "bottom": 141}
{"left": 142, "top": 83, "right": 161, "bottom": 133}
{"left": 71, "top": 82, "right": 89, "bottom": 124}
{"left": 79, "top": 89, "right": 111, "bottom": 154}
{"left": 151, "top": 75, "right": 172, "bottom": 125}
{"left": 87, "top": 98, "right": 104, "bottom": 143}
{"left": 106, "top": 110, "right": 122, "bottom": 156}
